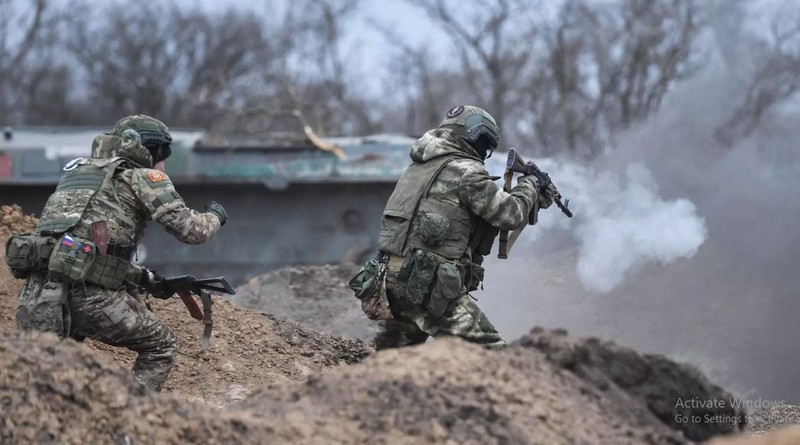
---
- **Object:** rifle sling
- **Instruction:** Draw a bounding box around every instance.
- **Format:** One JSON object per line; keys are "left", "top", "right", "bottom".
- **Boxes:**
{"left": 498, "top": 170, "right": 514, "bottom": 259}
{"left": 199, "top": 290, "right": 213, "bottom": 352}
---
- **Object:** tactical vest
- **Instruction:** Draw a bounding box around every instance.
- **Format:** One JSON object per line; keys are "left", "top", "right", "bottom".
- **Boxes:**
{"left": 36, "top": 157, "right": 127, "bottom": 237}
{"left": 33, "top": 152, "right": 143, "bottom": 289}
{"left": 378, "top": 155, "right": 472, "bottom": 261}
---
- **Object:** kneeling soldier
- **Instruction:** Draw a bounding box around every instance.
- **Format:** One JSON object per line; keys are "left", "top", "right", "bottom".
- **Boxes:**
{"left": 8, "top": 115, "right": 227, "bottom": 391}
{"left": 350, "top": 105, "right": 553, "bottom": 350}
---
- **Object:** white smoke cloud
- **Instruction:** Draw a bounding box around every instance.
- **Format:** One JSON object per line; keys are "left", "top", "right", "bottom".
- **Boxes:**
{"left": 488, "top": 155, "right": 708, "bottom": 293}
{"left": 571, "top": 164, "right": 706, "bottom": 292}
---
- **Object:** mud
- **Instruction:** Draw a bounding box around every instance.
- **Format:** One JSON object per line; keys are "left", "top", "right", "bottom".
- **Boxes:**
{"left": 233, "top": 264, "right": 377, "bottom": 340}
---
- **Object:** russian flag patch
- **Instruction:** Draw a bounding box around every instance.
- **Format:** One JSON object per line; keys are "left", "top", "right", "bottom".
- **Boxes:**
{"left": 61, "top": 234, "right": 74, "bottom": 247}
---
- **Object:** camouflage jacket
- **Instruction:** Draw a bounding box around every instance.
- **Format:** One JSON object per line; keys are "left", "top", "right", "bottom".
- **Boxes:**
{"left": 378, "top": 128, "right": 539, "bottom": 288}
{"left": 37, "top": 134, "right": 221, "bottom": 257}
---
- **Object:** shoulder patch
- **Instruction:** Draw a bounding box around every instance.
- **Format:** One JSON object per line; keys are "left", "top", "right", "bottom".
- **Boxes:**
{"left": 147, "top": 171, "right": 167, "bottom": 183}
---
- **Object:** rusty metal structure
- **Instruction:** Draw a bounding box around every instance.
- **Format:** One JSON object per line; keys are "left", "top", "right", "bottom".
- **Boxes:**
{"left": 0, "top": 127, "right": 414, "bottom": 283}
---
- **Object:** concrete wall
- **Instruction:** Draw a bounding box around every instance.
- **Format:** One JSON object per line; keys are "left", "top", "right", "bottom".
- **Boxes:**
{"left": 4, "top": 182, "right": 395, "bottom": 284}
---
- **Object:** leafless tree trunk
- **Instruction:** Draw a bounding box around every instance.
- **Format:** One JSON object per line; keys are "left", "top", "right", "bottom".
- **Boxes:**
{"left": 717, "top": 8, "right": 800, "bottom": 146}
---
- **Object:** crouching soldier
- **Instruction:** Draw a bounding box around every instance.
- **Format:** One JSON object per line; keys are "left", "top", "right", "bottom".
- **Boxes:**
{"left": 5, "top": 115, "right": 227, "bottom": 391}
{"left": 350, "top": 105, "right": 554, "bottom": 350}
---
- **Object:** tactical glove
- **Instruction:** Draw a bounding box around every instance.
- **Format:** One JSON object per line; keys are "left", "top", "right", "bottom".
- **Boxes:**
{"left": 206, "top": 201, "right": 227, "bottom": 226}
{"left": 538, "top": 183, "right": 557, "bottom": 209}
{"left": 140, "top": 269, "right": 170, "bottom": 299}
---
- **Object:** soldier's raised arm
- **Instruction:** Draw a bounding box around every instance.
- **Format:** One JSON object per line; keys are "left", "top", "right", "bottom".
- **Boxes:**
{"left": 128, "top": 169, "right": 226, "bottom": 244}
{"left": 458, "top": 163, "right": 539, "bottom": 231}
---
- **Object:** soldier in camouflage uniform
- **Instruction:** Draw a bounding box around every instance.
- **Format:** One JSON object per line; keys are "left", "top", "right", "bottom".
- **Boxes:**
{"left": 12, "top": 115, "right": 227, "bottom": 391}
{"left": 358, "top": 105, "right": 553, "bottom": 350}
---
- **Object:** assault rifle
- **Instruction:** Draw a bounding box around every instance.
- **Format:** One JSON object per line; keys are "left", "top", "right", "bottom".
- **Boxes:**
{"left": 498, "top": 148, "right": 573, "bottom": 259}
{"left": 149, "top": 275, "right": 236, "bottom": 351}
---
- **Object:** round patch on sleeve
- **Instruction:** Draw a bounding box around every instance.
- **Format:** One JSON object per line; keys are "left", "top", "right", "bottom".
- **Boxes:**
{"left": 446, "top": 105, "right": 465, "bottom": 118}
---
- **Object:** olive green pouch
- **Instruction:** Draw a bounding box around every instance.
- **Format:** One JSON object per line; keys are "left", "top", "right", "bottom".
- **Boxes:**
{"left": 47, "top": 233, "right": 97, "bottom": 283}
{"left": 348, "top": 258, "right": 393, "bottom": 320}
{"left": 406, "top": 249, "right": 439, "bottom": 305}
{"left": 5, "top": 233, "right": 55, "bottom": 278}
{"left": 426, "top": 261, "right": 463, "bottom": 316}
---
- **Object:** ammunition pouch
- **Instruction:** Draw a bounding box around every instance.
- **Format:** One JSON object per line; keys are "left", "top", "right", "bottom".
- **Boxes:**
{"left": 107, "top": 241, "right": 136, "bottom": 261}
{"left": 348, "top": 257, "right": 393, "bottom": 321}
{"left": 428, "top": 261, "right": 462, "bottom": 316}
{"left": 406, "top": 249, "right": 464, "bottom": 316}
{"left": 4, "top": 233, "right": 56, "bottom": 279}
{"left": 6, "top": 232, "right": 138, "bottom": 290}
{"left": 84, "top": 254, "right": 141, "bottom": 289}
{"left": 47, "top": 233, "right": 140, "bottom": 289}
{"left": 466, "top": 262, "right": 485, "bottom": 292}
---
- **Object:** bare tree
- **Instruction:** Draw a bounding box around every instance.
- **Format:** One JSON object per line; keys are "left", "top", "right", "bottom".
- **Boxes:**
{"left": 401, "top": 0, "right": 541, "bottom": 144}
{"left": 532, "top": 0, "right": 701, "bottom": 156}
{"left": 717, "top": 7, "right": 800, "bottom": 146}
{"left": 0, "top": 0, "right": 76, "bottom": 125}
{"left": 67, "top": 3, "right": 274, "bottom": 128}
{"left": 389, "top": 0, "right": 700, "bottom": 157}
{"left": 226, "top": 0, "right": 385, "bottom": 139}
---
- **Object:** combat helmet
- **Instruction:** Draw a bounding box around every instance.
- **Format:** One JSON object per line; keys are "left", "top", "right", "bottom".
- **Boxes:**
{"left": 111, "top": 114, "right": 173, "bottom": 164}
{"left": 439, "top": 105, "right": 500, "bottom": 159}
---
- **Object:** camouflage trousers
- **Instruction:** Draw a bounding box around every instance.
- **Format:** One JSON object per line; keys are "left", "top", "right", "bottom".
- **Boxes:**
{"left": 374, "top": 272, "right": 506, "bottom": 350}
{"left": 16, "top": 273, "right": 177, "bottom": 392}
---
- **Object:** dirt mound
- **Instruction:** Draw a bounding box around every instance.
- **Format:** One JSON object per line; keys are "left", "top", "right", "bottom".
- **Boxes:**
{"left": 2, "top": 330, "right": 687, "bottom": 445}
{"left": 233, "top": 264, "right": 377, "bottom": 340}
{"left": 515, "top": 327, "right": 745, "bottom": 441}
{"left": 0, "top": 205, "right": 38, "bottom": 331}
{"left": 710, "top": 426, "right": 800, "bottom": 445}
{"left": 90, "top": 296, "right": 372, "bottom": 406}
{"left": 0, "top": 205, "right": 371, "bottom": 407}
{"left": 236, "top": 338, "right": 688, "bottom": 444}
{"left": 1, "top": 320, "right": 775, "bottom": 444}
{"left": 0, "top": 330, "right": 323, "bottom": 445}
{"left": 746, "top": 405, "right": 800, "bottom": 433}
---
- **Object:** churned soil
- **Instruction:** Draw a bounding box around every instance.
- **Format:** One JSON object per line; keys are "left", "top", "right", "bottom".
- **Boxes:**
{"left": 89, "top": 297, "right": 372, "bottom": 406}
{"left": 2, "top": 330, "right": 686, "bottom": 445}
{"left": 0, "top": 205, "right": 38, "bottom": 331}
{"left": 1, "top": 203, "right": 798, "bottom": 444}
{"left": 515, "top": 327, "right": 745, "bottom": 441}
{"left": 0, "top": 204, "right": 371, "bottom": 407}
{"left": 232, "top": 263, "right": 378, "bottom": 340}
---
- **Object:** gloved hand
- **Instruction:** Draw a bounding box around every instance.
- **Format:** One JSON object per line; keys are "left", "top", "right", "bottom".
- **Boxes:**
{"left": 139, "top": 268, "right": 170, "bottom": 298}
{"left": 517, "top": 175, "right": 555, "bottom": 209}
{"left": 205, "top": 201, "right": 227, "bottom": 226}
{"left": 538, "top": 183, "right": 557, "bottom": 209}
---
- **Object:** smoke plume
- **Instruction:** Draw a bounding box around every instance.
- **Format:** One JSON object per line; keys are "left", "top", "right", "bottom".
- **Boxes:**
{"left": 482, "top": 1, "right": 800, "bottom": 402}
